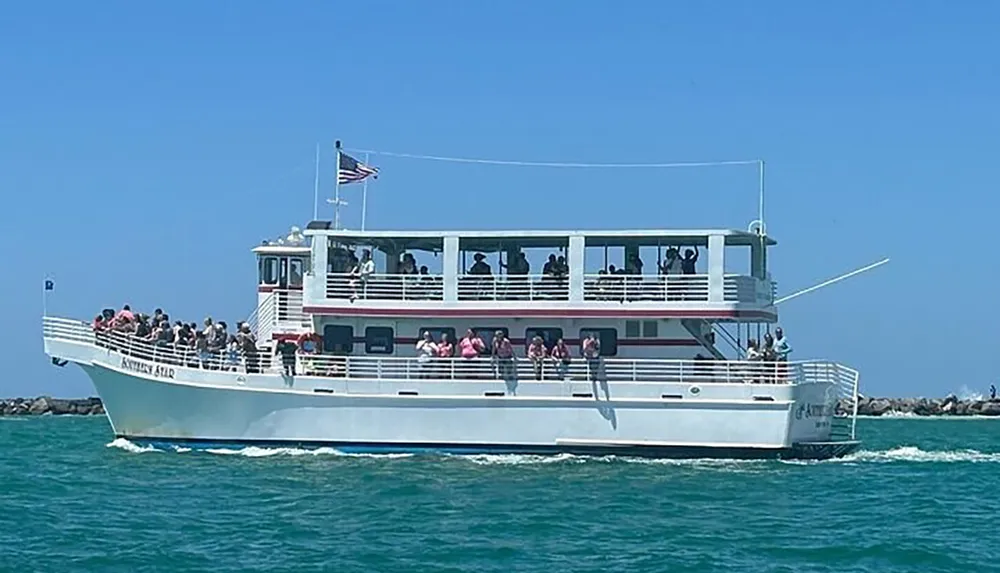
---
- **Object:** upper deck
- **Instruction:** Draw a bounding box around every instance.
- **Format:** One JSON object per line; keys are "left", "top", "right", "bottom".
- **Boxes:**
{"left": 294, "top": 223, "right": 777, "bottom": 321}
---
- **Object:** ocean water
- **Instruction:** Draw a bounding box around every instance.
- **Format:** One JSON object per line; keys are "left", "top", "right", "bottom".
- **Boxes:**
{"left": 1, "top": 417, "right": 997, "bottom": 573}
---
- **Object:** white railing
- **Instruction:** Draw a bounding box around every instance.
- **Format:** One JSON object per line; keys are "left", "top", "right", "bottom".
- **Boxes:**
{"left": 246, "top": 292, "right": 276, "bottom": 342}
{"left": 457, "top": 274, "right": 569, "bottom": 301}
{"left": 44, "top": 317, "right": 278, "bottom": 373}
{"left": 44, "top": 316, "right": 852, "bottom": 389}
{"left": 275, "top": 290, "right": 310, "bottom": 330}
{"left": 583, "top": 274, "right": 773, "bottom": 304}
{"left": 326, "top": 273, "right": 444, "bottom": 301}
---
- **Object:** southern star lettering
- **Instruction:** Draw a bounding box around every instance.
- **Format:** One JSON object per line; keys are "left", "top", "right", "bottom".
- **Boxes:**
{"left": 120, "top": 356, "right": 175, "bottom": 379}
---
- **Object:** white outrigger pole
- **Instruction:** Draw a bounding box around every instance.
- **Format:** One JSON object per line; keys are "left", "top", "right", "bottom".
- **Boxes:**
{"left": 775, "top": 258, "right": 890, "bottom": 306}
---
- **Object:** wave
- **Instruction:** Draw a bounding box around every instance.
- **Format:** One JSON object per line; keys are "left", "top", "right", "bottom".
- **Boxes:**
{"left": 105, "top": 439, "right": 1000, "bottom": 465}
{"left": 105, "top": 438, "right": 412, "bottom": 458}
{"left": 838, "top": 446, "right": 1000, "bottom": 464}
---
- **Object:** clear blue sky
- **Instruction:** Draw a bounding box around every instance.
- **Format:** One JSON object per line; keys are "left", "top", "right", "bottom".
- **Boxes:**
{"left": 2, "top": 1, "right": 997, "bottom": 398}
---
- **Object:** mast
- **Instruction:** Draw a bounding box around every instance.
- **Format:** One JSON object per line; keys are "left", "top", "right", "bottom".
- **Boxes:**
{"left": 332, "top": 140, "right": 346, "bottom": 230}
{"left": 312, "top": 143, "right": 321, "bottom": 220}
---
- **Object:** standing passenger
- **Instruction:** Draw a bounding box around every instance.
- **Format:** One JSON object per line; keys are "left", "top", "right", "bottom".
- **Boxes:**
{"left": 492, "top": 330, "right": 515, "bottom": 383}
{"left": 582, "top": 333, "right": 601, "bottom": 382}
{"left": 415, "top": 331, "right": 438, "bottom": 379}
{"left": 549, "top": 338, "right": 572, "bottom": 381}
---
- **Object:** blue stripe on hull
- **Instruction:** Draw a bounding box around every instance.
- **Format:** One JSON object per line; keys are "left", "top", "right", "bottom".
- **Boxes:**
{"left": 123, "top": 436, "right": 861, "bottom": 461}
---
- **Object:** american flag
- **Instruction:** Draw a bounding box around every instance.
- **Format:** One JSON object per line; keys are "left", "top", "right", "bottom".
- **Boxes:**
{"left": 337, "top": 151, "right": 379, "bottom": 184}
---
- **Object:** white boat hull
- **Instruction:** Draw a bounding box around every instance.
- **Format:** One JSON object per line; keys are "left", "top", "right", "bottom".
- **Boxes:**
{"left": 62, "top": 356, "right": 855, "bottom": 460}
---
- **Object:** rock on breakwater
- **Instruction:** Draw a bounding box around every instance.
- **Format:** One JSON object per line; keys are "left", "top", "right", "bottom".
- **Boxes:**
{"left": 838, "top": 395, "right": 1000, "bottom": 417}
{"left": 1, "top": 397, "right": 105, "bottom": 416}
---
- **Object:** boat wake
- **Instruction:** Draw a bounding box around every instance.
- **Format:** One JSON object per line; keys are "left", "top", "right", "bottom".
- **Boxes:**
{"left": 105, "top": 439, "right": 1000, "bottom": 464}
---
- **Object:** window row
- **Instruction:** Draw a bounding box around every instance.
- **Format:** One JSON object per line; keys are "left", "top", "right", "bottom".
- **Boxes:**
{"left": 322, "top": 325, "right": 620, "bottom": 356}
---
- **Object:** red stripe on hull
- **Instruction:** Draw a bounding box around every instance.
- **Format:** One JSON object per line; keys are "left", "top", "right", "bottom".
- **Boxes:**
{"left": 258, "top": 285, "right": 304, "bottom": 293}
{"left": 271, "top": 333, "right": 702, "bottom": 347}
{"left": 301, "top": 305, "right": 774, "bottom": 320}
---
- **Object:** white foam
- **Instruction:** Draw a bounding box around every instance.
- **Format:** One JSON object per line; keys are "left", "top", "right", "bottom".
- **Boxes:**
{"left": 106, "top": 437, "right": 160, "bottom": 453}
{"left": 202, "top": 446, "right": 412, "bottom": 458}
{"left": 837, "top": 446, "right": 1000, "bottom": 464}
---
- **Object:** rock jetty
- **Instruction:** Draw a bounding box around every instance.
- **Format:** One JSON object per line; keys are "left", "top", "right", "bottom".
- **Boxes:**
{"left": 1, "top": 397, "right": 105, "bottom": 416}
{"left": 838, "top": 395, "right": 1000, "bottom": 417}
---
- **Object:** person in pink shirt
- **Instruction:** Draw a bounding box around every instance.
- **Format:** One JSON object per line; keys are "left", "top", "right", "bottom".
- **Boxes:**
{"left": 458, "top": 329, "right": 486, "bottom": 378}
{"left": 436, "top": 332, "right": 455, "bottom": 378}
{"left": 527, "top": 336, "right": 548, "bottom": 380}
{"left": 549, "top": 338, "right": 572, "bottom": 380}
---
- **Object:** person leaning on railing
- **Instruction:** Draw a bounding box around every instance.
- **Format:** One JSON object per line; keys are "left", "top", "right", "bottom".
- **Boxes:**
{"left": 550, "top": 338, "right": 572, "bottom": 381}
{"left": 527, "top": 336, "right": 547, "bottom": 380}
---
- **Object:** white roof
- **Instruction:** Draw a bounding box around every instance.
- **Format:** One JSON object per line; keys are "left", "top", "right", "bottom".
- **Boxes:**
{"left": 252, "top": 244, "right": 311, "bottom": 255}
{"left": 302, "top": 224, "right": 776, "bottom": 247}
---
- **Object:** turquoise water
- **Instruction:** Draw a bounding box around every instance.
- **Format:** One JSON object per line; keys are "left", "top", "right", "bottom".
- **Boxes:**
{"left": 1, "top": 417, "right": 997, "bottom": 573}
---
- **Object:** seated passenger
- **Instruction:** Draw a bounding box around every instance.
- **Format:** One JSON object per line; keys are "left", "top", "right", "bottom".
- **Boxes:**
{"left": 549, "top": 338, "right": 571, "bottom": 380}
{"left": 527, "top": 336, "right": 548, "bottom": 381}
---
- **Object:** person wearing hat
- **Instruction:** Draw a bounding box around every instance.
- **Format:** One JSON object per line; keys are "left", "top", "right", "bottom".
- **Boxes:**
{"left": 468, "top": 253, "right": 491, "bottom": 275}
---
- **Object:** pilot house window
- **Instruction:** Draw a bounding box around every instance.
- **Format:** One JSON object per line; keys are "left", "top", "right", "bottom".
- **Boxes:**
{"left": 260, "top": 257, "right": 279, "bottom": 285}
{"left": 289, "top": 258, "right": 304, "bottom": 287}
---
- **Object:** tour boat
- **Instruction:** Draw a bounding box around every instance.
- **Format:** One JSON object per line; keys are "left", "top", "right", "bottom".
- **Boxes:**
{"left": 42, "top": 223, "right": 861, "bottom": 459}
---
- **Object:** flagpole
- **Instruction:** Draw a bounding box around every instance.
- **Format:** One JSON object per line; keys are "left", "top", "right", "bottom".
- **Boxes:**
{"left": 361, "top": 152, "right": 370, "bottom": 231}
{"left": 333, "top": 140, "right": 342, "bottom": 230}
{"left": 312, "top": 143, "right": 321, "bottom": 220}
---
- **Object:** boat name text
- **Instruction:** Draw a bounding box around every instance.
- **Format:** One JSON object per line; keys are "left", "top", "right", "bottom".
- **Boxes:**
{"left": 120, "top": 356, "right": 175, "bottom": 379}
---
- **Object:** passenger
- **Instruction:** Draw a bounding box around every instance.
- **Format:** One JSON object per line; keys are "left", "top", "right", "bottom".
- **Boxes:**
{"left": 459, "top": 329, "right": 485, "bottom": 358}
{"left": 625, "top": 253, "right": 643, "bottom": 275}
{"left": 225, "top": 334, "right": 241, "bottom": 371}
{"left": 437, "top": 332, "right": 455, "bottom": 378}
{"left": 555, "top": 256, "right": 568, "bottom": 277}
{"left": 116, "top": 304, "right": 135, "bottom": 323}
{"left": 134, "top": 315, "right": 152, "bottom": 340}
{"left": 92, "top": 315, "right": 106, "bottom": 331}
{"left": 399, "top": 253, "right": 417, "bottom": 275}
{"left": 773, "top": 327, "right": 792, "bottom": 361}
{"left": 349, "top": 249, "right": 375, "bottom": 301}
{"left": 503, "top": 252, "right": 529, "bottom": 275}
{"left": 274, "top": 338, "right": 297, "bottom": 376}
{"left": 681, "top": 246, "right": 699, "bottom": 275}
{"left": 415, "top": 331, "right": 438, "bottom": 379}
{"left": 492, "top": 330, "right": 515, "bottom": 382}
{"left": 659, "top": 248, "right": 682, "bottom": 275}
{"left": 195, "top": 331, "right": 211, "bottom": 368}
{"left": 237, "top": 324, "right": 259, "bottom": 373}
{"left": 468, "top": 253, "right": 491, "bottom": 275}
{"left": 549, "top": 338, "right": 572, "bottom": 381}
{"left": 527, "top": 336, "right": 548, "bottom": 381}
{"left": 745, "top": 339, "right": 762, "bottom": 361}
{"left": 542, "top": 254, "right": 558, "bottom": 276}
{"left": 582, "top": 332, "right": 601, "bottom": 382}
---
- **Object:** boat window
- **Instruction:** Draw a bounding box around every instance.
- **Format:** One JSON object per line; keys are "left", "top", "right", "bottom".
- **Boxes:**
{"left": 289, "top": 258, "right": 305, "bottom": 287}
{"left": 525, "top": 327, "right": 563, "bottom": 351}
{"left": 624, "top": 320, "right": 640, "bottom": 338}
{"left": 642, "top": 320, "right": 658, "bottom": 338}
{"left": 579, "top": 328, "right": 618, "bottom": 356}
{"left": 471, "top": 327, "right": 509, "bottom": 355}
{"left": 261, "top": 257, "right": 279, "bottom": 285}
{"left": 365, "top": 326, "right": 394, "bottom": 354}
{"left": 323, "top": 325, "right": 354, "bottom": 354}
{"left": 279, "top": 257, "right": 289, "bottom": 287}
{"left": 418, "top": 327, "right": 456, "bottom": 345}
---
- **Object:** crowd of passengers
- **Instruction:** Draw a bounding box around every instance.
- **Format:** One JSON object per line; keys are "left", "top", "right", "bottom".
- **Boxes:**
{"left": 91, "top": 305, "right": 271, "bottom": 372}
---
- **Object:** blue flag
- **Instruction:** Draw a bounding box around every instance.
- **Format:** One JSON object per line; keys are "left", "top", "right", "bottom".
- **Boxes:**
{"left": 44, "top": 279, "right": 54, "bottom": 291}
